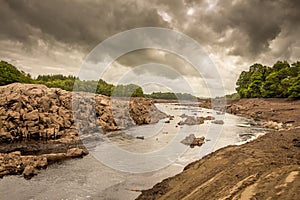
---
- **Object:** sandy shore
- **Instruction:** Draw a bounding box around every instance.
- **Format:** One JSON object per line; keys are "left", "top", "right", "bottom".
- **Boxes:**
{"left": 137, "top": 98, "right": 300, "bottom": 200}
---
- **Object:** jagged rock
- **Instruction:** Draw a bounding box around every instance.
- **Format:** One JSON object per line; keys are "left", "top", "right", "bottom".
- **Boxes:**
{"left": 23, "top": 165, "right": 39, "bottom": 179}
{"left": 66, "top": 148, "right": 88, "bottom": 158}
{"left": 99, "top": 98, "right": 110, "bottom": 106}
{"left": 7, "top": 110, "right": 20, "bottom": 119}
{"left": 23, "top": 109, "right": 39, "bottom": 121}
{"left": 190, "top": 136, "right": 205, "bottom": 148}
{"left": 181, "top": 134, "right": 196, "bottom": 145}
{"left": 181, "top": 134, "right": 205, "bottom": 148}
{"left": 0, "top": 151, "right": 47, "bottom": 179}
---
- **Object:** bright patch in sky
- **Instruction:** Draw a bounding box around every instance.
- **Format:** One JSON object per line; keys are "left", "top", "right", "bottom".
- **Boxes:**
{"left": 187, "top": 8, "right": 194, "bottom": 16}
{"left": 158, "top": 10, "right": 172, "bottom": 22}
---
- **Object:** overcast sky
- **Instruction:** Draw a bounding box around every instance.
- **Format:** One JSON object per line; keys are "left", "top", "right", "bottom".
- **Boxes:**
{"left": 0, "top": 0, "right": 299, "bottom": 96}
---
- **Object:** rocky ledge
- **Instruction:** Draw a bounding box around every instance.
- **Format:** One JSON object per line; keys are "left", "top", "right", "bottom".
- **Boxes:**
{"left": 0, "top": 83, "right": 167, "bottom": 179}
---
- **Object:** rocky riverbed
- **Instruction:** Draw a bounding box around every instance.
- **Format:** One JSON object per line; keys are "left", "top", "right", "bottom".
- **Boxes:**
{"left": 0, "top": 83, "right": 166, "bottom": 179}
{"left": 136, "top": 98, "right": 300, "bottom": 200}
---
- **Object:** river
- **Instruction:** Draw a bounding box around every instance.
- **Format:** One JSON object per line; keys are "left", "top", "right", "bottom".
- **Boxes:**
{"left": 0, "top": 103, "right": 266, "bottom": 200}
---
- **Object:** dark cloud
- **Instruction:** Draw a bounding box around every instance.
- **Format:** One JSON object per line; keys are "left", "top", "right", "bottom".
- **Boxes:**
{"left": 1, "top": 0, "right": 299, "bottom": 60}
{"left": 0, "top": 0, "right": 169, "bottom": 52}
{"left": 0, "top": 0, "right": 299, "bottom": 95}
{"left": 157, "top": 0, "right": 300, "bottom": 60}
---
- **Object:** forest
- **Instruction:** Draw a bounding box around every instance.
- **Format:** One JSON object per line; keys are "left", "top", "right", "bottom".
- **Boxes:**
{"left": 236, "top": 61, "right": 300, "bottom": 98}
{"left": 0, "top": 61, "right": 144, "bottom": 97}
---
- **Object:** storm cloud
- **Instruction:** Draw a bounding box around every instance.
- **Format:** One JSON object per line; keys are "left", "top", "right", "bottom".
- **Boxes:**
{"left": 0, "top": 0, "right": 299, "bottom": 95}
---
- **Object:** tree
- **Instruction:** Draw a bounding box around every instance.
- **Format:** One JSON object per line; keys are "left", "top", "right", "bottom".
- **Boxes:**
{"left": 236, "top": 61, "right": 300, "bottom": 98}
{"left": 0, "top": 61, "right": 33, "bottom": 85}
{"left": 288, "top": 75, "right": 300, "bottom": 98}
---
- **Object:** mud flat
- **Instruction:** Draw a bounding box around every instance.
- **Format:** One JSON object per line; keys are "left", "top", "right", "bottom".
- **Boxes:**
{"left": 137, "top": 98, "right": 300, "bottom": 200}
{"left": 0, "top": 83, "right": 166, "bottom": 179}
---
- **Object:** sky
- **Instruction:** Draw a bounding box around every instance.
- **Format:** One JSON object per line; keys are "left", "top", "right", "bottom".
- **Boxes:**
{"left": 0, "top": 0, "right": 299, "bottom": 97}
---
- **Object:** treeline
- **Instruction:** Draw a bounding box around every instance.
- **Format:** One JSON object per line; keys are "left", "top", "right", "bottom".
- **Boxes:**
{"left": 0, "top": 60, "right": 144, "bottom": 97}
{"left": 236, "top": 61, "right": 300, "bottom": 98}
{"left": 145, "top": 92, "right": 198, "bottom": 100}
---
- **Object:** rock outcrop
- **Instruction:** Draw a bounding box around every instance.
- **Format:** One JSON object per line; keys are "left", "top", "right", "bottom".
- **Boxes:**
{"left": 0, "top": 83, "right": 167, "bottom": 178}
{"left": 0, "top": 151, "right": 47, "bottom": 179}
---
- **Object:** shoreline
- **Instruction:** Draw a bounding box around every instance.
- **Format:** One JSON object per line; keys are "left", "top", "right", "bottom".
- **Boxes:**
{"left": 136, "top": 98, "right": 300, "bottom": 200}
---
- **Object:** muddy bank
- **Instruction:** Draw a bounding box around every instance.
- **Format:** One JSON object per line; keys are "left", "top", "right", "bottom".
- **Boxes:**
{"left": 137, "top": 98, "right": 300, "bottom": 200}
{"left": 0, "top": 83, "right": 167, "bottom": 179}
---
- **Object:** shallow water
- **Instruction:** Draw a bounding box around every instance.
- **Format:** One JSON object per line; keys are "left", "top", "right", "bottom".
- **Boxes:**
{"left": 0, "top": 103, "right": 266, "bottom": 200}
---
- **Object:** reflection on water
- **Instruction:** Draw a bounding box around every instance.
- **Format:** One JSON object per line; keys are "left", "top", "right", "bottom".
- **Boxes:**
{"left": 0, "top": 103, "right": 266, "bottom": 200}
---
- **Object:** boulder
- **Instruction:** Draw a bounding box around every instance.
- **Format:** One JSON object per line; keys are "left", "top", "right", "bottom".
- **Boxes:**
{"left": 23, "top": 110, "right": 39, "bottom": 121}
{"left": 211, "top": 120, "right": 224, "bottom": 125}
{"left": 181, "top": 134, "right": 196, "bottom": 145}
{"left": 190, "top": 136, "right": 205, "bottom": 148}
{"left": 181, "top": 134, "right": 205, "bottom": 148}
{"left": 203, "top": 116, "right": 215, "bottom": 120}
{"left": 66, "top": 148, "right": 88, "bottom": 158}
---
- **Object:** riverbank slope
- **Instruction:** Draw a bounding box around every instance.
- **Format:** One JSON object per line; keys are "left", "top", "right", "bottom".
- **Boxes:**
{"left": 137, "top": 98, "right": 300, "bottom": 200}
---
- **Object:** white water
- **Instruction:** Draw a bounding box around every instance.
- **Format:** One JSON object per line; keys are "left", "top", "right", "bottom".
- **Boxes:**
{"left": 0, "top": 103, "right": 266, "bottom": 200}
